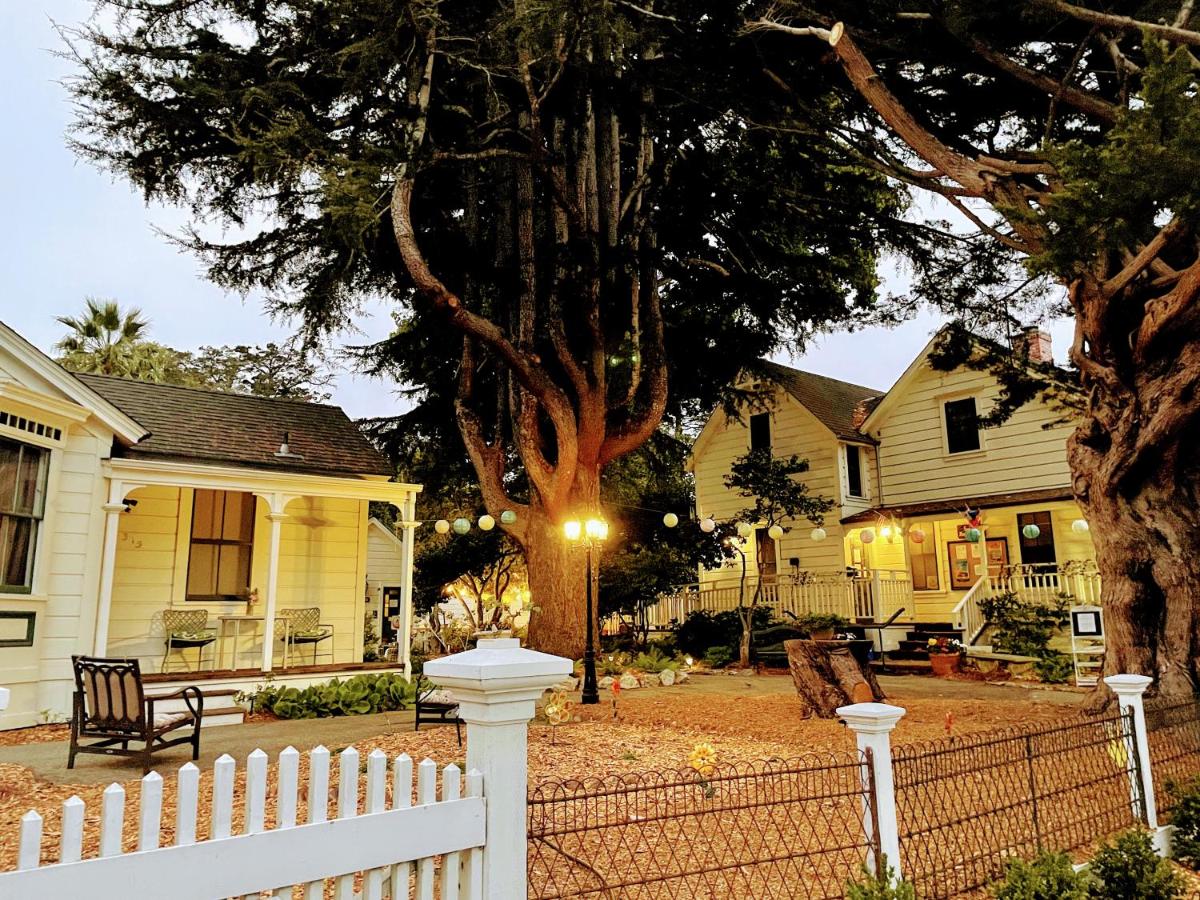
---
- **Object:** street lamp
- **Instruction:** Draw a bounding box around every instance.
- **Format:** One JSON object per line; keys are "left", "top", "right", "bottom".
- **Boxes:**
{"left": 564, "top": 516, "right": 609, "bottom": 704}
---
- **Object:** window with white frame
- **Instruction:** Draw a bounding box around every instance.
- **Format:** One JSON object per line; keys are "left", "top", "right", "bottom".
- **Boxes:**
{"left": 0, "top": 436, "right": 49, "bottom": 593}
{"left": 186, "top": 489, "right": 256, "bottom": 600}
{"left": 844, "top": 445, "right": 865, "bottom": 499}
{"left": 943, "top": 397, "right": 982, "bottom": 454}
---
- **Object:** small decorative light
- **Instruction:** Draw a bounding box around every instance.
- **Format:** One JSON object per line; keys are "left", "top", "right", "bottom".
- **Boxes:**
{"left": 434, "top": 519, "right": 451, "bottom": 535}
{"left": 563, "top": 520, "right": 582, "bottom": 541}
{"left": 965, "top": 527, "right": 982, "bottom": 543}
{"left": 700, "top": 517, "right": 716, "bottom": 533}
{"left": 478, "top": 514, "right": 496, "bottom": 531}
{"left": 861, "top": 527, "right": 876, "bottom": 544}
{"left": 880, "top": 525, "right": 892, "bottom": 539}
{"left": 910, "top": 528, "right": 926, "bottom": 544}
{"left": 500, "top": 509, "right": 517, "bottom": 525}
{"left": 736, "top": 522, "right": 754, "bottom": 538}
{"left": 810, "top": 527, "right": 827, "bottom": 542}
{"left": 1072, "top": 518, "right": 1090, "bottom": 535}
{"left": 663, "top": 512, "right": 679, "bottom": 528}
{"left": 452, "top": 517, "right": 471, "bottom": 535}
{"left": 1021, "top": 523, "right": 1041, "bottom": 540}
{"left": 768, "top": 524, "right": 784, "bottom": 540}
{"left": 684, "top": 655, "right": 694, "bottom": 667}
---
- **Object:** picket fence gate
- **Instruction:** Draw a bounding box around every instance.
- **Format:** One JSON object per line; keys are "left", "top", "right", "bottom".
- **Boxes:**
{"left": 0, "top": 745, "right": 486, "bottom": 900}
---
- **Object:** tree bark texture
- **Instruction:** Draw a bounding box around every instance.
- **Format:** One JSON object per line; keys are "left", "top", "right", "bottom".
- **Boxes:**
{"left": 785, "top": 640, "right": 885, "bottom": 718}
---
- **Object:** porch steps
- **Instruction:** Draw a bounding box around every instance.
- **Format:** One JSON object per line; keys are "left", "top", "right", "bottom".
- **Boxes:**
{"left": 890, "top": 622, "right": 965, "bottom": 662}
{"left": 145, "top": 686, "right": 246, "bottom": 729}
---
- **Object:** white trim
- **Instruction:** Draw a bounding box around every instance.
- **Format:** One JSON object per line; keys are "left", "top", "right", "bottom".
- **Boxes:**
{"left": 0, "top": 321, "right": 147, "bottom": 444}
{"left": 368, "top": 517, "right": 407, "bottom": 552}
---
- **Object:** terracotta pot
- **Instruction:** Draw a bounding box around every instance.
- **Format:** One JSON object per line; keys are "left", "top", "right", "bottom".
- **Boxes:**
{"left": 810, "top": 627, "right": 835, "bottom": 641}
{"left": 929, "top": 652, "right": 960, "bottom": 677}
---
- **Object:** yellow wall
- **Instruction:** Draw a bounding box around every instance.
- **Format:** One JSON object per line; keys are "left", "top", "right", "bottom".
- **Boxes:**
{"left": 107, "top": 489, "right": 368, "bottom": 669}
{"left": 867, "top": 363, "right": 1075, "bottom": 506}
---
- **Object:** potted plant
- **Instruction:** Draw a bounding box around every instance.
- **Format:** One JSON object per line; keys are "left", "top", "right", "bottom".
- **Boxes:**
{"left": 795, "top": 612, "right": 850, "bottom": 641}
{"left": 927, "top": 637, "right": 965, "bottom": 676}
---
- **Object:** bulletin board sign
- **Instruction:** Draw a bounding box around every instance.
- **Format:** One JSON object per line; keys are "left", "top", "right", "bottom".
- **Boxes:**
{"left": 1071, "top": 606, "right": 1104, "bottom": 638}
{"left": 946, "top": 538, "right": 1009, "bottom": 590}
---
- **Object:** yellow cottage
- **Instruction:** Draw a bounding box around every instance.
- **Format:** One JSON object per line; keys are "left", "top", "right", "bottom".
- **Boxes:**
{"left": 0, "top": 319, "right": 419, "bottom": 729}
{"left": 684, "top": 327, "right": 1098, "bottom": 649}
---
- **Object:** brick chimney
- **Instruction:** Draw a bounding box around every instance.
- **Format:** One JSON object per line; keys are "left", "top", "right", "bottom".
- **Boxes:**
{"left": 1012, "top": 326, "right": 1053, "bottom": 364}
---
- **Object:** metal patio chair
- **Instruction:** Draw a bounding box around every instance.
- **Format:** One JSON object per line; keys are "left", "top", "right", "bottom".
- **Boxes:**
{"left": 161, "top": 608, "right": 217, "bottom": 673}
{"left": 278, "top": 607, "right": 334, "bottom": 667}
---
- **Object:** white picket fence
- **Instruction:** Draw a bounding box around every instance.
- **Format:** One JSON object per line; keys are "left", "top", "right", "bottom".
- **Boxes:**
{"left": 0, "top": 745, "right": 485, "bottom": 900}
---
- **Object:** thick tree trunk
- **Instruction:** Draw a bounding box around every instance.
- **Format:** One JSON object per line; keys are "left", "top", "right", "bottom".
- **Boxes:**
{"left": 784, "top": 639, "right": 884, "bottom": 718}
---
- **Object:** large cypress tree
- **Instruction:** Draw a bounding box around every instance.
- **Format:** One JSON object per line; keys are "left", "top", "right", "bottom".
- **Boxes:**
{"left": 67, "top": 0, "right": 909, "bottom": 656}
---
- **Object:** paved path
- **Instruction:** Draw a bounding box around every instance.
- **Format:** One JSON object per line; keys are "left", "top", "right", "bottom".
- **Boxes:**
{"left": 0, "top": 710, "right": 453, "bottom": 785}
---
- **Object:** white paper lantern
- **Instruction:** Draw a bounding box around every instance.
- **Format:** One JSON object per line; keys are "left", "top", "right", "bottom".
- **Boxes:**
{"left": 860, "top": 528, "right": 876, "bottom": 544}
{"left": 478, "top": 514, "right": 496, "bottom": 531}
{"left": 434, "top": 519, "right": 451, "bottom": 535}
{"left": 736, "top": 522, "right": 754, "bottom": 538}
{"left": 810, "top": 527, "right": 827, "bottom": 542}
{"left": 768, "top": 524, "right": 784, "bottom": 540}
{"left": 700, "top": 517, "right": 716, "bottom": 533}
{"left": 909, "top": 527, "right": 926, "bottom": 544}
{"left": 1071, "top": 518, "right": 1090, "bottom": 535}
{"left": 663, "top": 512, "right": 679, "bottom": 528}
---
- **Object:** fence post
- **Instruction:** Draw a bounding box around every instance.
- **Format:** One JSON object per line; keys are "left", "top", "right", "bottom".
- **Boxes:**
{"left": 1104, "top": 674, "right": 1159, "bottom": 834}
{"left": 838, "top": 701, "right": 907, "bottom": 880}
{"left": 424, "top": 636, "right": 572, "bottom": 900}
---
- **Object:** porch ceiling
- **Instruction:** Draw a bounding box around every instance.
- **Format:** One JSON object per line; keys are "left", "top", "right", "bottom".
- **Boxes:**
{"left": 840, "top": 487, "right": 1074, "bottom": 524}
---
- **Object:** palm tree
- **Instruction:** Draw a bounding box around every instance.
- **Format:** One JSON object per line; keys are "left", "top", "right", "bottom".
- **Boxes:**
{"left": 55, "top": 298, "right": 157, "bottom": 377}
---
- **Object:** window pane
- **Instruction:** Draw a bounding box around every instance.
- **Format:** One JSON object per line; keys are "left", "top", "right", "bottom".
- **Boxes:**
{"left": 0, "top": 441, "right": 19, "bottom": 515}
{"left": 187, "top": 543, "right": 217, "bottom": 596}
{"left": 846, "top": 446, "right": 863, "bottom": 498}
{"left": 14, "top": 445, "right": 48, "bottom": 516}
{"left": 216, "top": 545, "right": 251, "bottom": 595}
{"left": 945, "top": 398, "right": 981, "bottom": 454}
{"left": 909, "top": 535, "right": 939, "bottom": 591}
{"left": 756, "top": 530, "right": 777, "bottom": 577}
{"left": 1018, "top": 511, "right": 1057, "bottom": 566}
{"left": 1, "top": 515, "right": 36, "bottom": 589}
{"left": 749, "top": 413, "right": 771, "bottom": 452}
{"left": 191, "top": 489, "right": 217, "bottom": 540}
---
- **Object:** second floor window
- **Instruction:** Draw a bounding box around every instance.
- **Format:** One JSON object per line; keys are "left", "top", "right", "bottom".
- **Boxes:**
{"left": 187, "top": 489, "right": 256, "bottom": 600}
{"left": 944, "top": 397, "right": 981, "bottom": 454}
{"left": 0, "top": 437, "right": 49, "bottom": 593}
{"left": 845, "top": 445, "right": 865, "bottom": 499}
{"left": 749, "top": 412, "right": 771, "bottom": 452}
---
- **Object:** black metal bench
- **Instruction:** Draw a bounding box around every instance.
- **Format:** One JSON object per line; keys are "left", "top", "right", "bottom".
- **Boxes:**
{"left": 413, "top": 674, "right": 462, "bottom": 746}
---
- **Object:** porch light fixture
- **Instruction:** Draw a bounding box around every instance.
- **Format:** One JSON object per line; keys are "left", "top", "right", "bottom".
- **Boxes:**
{"left": 563, "top": 516, "right": 610, "bottom": 705}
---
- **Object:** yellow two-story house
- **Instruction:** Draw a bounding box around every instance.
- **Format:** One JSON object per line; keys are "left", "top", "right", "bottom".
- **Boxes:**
{"left": 684, "top": 327, "right": 1098, "bottom": 644}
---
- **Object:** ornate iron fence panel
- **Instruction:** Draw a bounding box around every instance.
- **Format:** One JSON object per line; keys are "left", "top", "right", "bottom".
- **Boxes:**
{"left": 892, "top": 711, "right": 1143, "bottom": 899}
{"left": 1146, "top": 697, "right": 1200, "bottom": 816}
{"left": 527, "top": 752, "right": 877, "bottom": 899}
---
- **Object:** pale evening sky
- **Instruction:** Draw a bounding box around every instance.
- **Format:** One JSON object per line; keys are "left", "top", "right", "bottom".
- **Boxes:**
{"left": 0, "top": 2, "right": 1074, "bottom": 418}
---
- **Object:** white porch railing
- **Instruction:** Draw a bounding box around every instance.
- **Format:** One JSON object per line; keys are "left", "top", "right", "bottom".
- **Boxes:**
{"left": 954, "top": 562, "right": 1104, "bottom": 646}
{"left": 952, "top": 574, "right": 990, "bottom": 645}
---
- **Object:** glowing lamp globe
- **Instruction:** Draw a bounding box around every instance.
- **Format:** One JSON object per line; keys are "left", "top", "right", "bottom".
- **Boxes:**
{"left": 478, "top": 514, "right": 496, "bottom": 531}
{"left": 452, "top": 517, "right": 471, "bottom": 535}
{"left": 434, "top": 519, "right": 451, "bottom": 535}
{"left": 768, "top": 524, "right": 784, "bottom": 540}
{"left": 1021, "top": 523, "right": 1041, "bottom": 540}
{"left": 965, "top": 527, "right": 982, "bottom": 543}
{"left": 736, "top": 522, "right": 754, "bottom": 539}
{"left": 909, "top": 528, "right": 926, "bottom": 544}
{"left": 860, "top": 528, "right": 876, "bottom": 544}
{"left": 700, "top": 517, "right": 716, "bottom": 534}
{"left": 1072, "top": 518, "right": 1090, "bottom": 535}
{"left": 810, "top": 527, "right": 827, "bottom": 542}
{"left": 663, "top": 512, "right": 679, "bottom": 528}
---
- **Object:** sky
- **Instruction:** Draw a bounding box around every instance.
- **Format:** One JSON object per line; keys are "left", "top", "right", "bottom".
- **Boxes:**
{"left": 0, "top": 2, "right": 1074, "bottom": 418}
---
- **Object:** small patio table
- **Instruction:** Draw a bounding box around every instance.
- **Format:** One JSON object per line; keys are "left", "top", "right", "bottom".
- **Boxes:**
{"left": 216, "top": 615, "right": 290, "bottom": 671}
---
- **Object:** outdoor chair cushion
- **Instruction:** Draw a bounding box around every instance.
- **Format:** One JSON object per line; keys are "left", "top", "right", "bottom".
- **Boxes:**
{"left": 422, "top": 689, "right": 458, "bottom": 707}
{"left": 152, "top": 711, "right": 191, "bottom": 730}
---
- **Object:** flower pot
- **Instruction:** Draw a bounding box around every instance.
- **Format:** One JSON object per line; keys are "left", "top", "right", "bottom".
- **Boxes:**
{"left": 810, "top": 627, "right": 835, "bottom": 641}
{"left": 929, "top": 652, "right": 960, "bottom": 677}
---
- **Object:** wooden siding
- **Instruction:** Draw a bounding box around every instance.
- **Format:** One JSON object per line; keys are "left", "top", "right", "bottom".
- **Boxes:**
{"left": 366, "top": 521, "right": 405, "bottom": 627}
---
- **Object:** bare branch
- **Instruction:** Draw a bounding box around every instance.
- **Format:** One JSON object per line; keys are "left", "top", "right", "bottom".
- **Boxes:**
{"left": 1104, "top": 218, "right": 1186, "bottom": 297}
{"left": 1034, "top": 0, "right": 1200, "bottom": 48}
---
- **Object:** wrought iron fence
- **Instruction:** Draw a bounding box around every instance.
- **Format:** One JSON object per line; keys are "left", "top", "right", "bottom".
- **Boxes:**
{"left": 892, "top": 711, "right": 1142, "bottom": 899}
{"left": 527, "top": 753, "right": 877, "bottom": 899}
{"left": 1146, "top": 697, "right": 1200, "bottom": 816}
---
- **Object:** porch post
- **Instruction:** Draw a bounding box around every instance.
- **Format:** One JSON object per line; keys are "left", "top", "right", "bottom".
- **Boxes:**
{"left": 255, "top": 492, "right": 292, "bottom": 673}
{"left": 93, "top": 481, "right": 139, "bottom": 656}
{"left": 397, "top": 493, "right": 417, "bottom": 679}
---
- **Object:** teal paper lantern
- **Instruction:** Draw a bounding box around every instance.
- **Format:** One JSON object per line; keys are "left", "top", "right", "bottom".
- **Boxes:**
{"left": 1021, "top": 523, "right": 1041, "bottom": 540}
{"left": 964, "top": 527, "right": 982, "bottom": 543}
{"left": 500, "top": 509, "right": 517, "bottom": 525}
{"left": 452, "top": 517, "right": 471, "bottom": 535}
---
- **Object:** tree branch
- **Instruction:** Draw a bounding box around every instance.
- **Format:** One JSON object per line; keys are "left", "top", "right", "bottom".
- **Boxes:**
{"left": 1034, "top": 0, "right": 1200, "bottom": 48}
{"left": 1104, "top": 218, "right": 1186, "bottom": 297}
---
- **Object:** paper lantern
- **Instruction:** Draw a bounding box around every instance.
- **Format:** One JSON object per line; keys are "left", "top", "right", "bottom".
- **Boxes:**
{"left": 434, "top": 519, "right": 451, "bottom": 535}
{"left": 965, "top": 527, "right": 982, "bottom": 543}
{"left": 478, "top": 514, "right": 496, "bottom": 531}
{"left": 736, "top": 522, "right": 753, "bottom": 538}
{"left": 810, "top": 527, "right": 827, "bottom": 542}
{"left": 700, "top": 517, "right": 716, "bottom": 533}
{"left": 860, "top": 528, "right": 876, "bottom": 544}
{"left": 909, "top": 528, "right": 926, "bottom": 544}
{"left": 663, "top": 512, "right": 679, "bottom": 528}
{"left": 1021, "top": 523, "right": 1040, "bottom": 540}
{"left": 1071, "top": 518, "right": 1090, "bottom": 535}
{"left": 768, "top": 524, "right": 784, "bottom": 540}
{"left": 500, "top": 509, "right": 517, "bottom": 525}
{"left": 452, "top": 517, "right": 471, "bottom": 535}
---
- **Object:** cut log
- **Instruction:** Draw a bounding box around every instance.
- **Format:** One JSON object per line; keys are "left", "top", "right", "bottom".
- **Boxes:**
{"left": 784, "top": 639, "right": 885, "bottom": 718}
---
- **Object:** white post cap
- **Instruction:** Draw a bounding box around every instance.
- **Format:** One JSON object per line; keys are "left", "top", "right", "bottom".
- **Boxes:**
{"left": 836, "top": 702, "right": 907, "bottom": 733}
{"left": 1104, "top": 673, "right": 1154, "bottom": 696}
{"left": 424, "top": 637, "right": 573, "bottom": 725}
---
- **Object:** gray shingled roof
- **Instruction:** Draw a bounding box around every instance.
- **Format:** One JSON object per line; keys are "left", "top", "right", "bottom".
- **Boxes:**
{"left": 758, "top": 360, "right": 882, "bottom": 442}
{"left": 76, "top": 373, "right": 393, "bottom": 477}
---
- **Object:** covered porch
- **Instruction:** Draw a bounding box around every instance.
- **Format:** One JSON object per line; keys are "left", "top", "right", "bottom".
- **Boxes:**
{"left": 93, "top": 457, "right": 420, "bottom": 679}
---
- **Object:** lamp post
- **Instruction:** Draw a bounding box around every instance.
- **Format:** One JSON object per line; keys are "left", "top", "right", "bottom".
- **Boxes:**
{"left": 564, "top": 517, "right": 609, "bottom": 704}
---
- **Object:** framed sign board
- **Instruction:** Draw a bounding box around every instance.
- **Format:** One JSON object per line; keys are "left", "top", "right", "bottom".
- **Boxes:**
{"left": 1071, "top": 607, "right": 1104, "bottom": 638}
{"left": 946, "top": 538, "right": 1009, "bottom": 590}
{"left": 1070, "top": 605, "right": 1105, "bottom": 687}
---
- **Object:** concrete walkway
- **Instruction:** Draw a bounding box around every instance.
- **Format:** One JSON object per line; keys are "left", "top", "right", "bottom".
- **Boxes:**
{"left": 0, "top": 710, "right": 456, "bottom": 785}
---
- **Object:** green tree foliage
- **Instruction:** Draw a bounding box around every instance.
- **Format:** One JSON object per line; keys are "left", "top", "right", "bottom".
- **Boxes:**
{"left": 1166, "top": 775, "right": 1200, "bottom": 870}
{"left": 182, "top": 343, "right": 333, "bottom": 402}
{"left": 64, "top": 0, "right": 914, "bottom": 657}
{"left": 1087, "top": 830, "right": 1182, "bottom": 900}
{"left": 55, "top": 298, "right": 186, "bottom": 380}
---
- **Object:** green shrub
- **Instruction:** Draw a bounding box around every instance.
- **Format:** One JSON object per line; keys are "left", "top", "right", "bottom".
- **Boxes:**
{"left": 631, "top": 646, "right": 682, "bottom": 674}
{"left": 1087, "top": 829, "right": 1182, "bottom": 899}
{"left": 845, "top": 862, "right": 916, "bottom": 900}
{"left": 1167, "top": 775, "right": 1200, "bottom": 870}
{"left": 1033, "top": 652, "right": 1075, "bottom": 684}
{"left": 992, "top": 852, "right": 1088, "bottom": 899}
{"left": 673, "top": 608, "right": 774, "bottom": 657}
{"left": 792, "top": 611, "right": 851, "bottom": 636}
{"left": 703, "top": 645, "right": 734, "bottom": 668}
{"left": 978, "top": 590, "right": 1069, "bottom": 658}
{"left": 245, "top": 673, "right": 417, "bottom": 719}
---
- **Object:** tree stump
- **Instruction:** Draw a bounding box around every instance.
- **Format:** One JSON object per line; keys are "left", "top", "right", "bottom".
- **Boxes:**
{"left": 784, "top": 639, "right": 885, "bottom": 718}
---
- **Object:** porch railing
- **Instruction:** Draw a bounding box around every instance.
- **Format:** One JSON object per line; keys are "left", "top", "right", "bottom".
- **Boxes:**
{"left": 955, "top": 561, "right": 1104, "bottom": 646}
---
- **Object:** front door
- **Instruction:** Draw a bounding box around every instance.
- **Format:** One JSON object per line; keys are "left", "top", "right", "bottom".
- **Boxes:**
{"left": 381, "top": 586, "right": 402, "bottom": 645}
